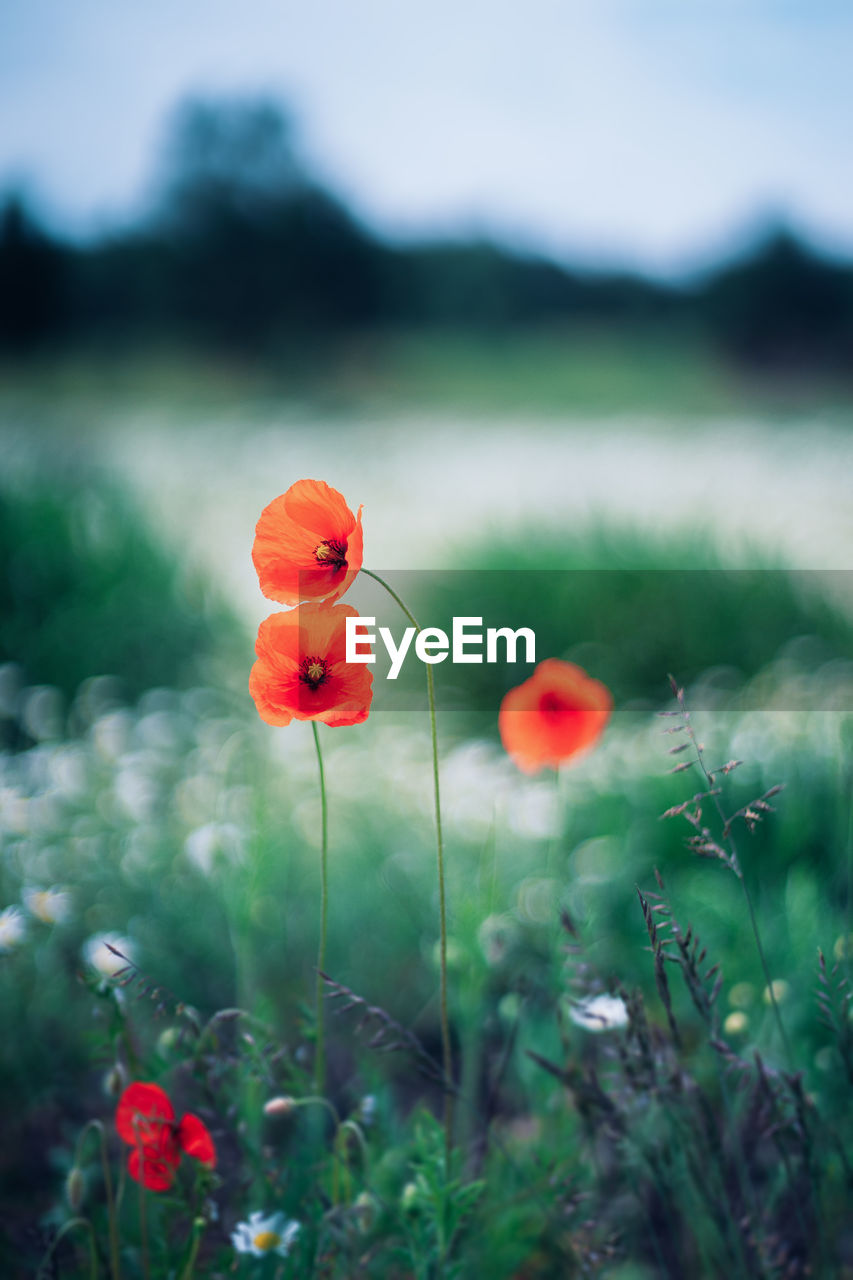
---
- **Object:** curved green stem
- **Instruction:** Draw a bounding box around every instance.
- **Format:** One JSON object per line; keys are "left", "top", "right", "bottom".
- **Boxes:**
{"left": 312, "top": 721, "right": 329, "bottom": 1094}
{"left": 37, "top": 1218, "right": 98, "bottom": 1280}
{"left": 75, "top": 1119, "right": 121, "bottom": 1280}
{"left": 288, "top": 1093, "right": 342, "bottom": 1127}
{"left": 361, "top": 568, "right": 453, "bottom": 1162}
{"left": 334, "top": 1118, "right": 371, "bottom": 1206}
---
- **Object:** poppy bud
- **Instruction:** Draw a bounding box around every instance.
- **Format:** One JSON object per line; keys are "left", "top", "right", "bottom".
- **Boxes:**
{"left": 65, "top": 1166, "right": 86, "bottom": 1212}
{"left": 401, "top": 1181, "right": 420, "bottom": 1213}
{"left": 103, "top": 1063, "right": 127, "bottom": 1098}
{"left": 263, "top": 1095, "right": 295, "bottom": 1117}
{"left": 157, "top": 1027, "right": 181, "bottom": 1057}
{"left": 353, "top": 1190, "right": 379, "bottom": 1233}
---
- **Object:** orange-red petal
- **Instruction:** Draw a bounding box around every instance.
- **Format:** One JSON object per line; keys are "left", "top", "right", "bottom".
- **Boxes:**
{"left": 250, "top": 603, "right": 373, "bottom": 728}
{"left": 499, "top": 659, "right": 612, "bottom": 774}
{"left": 283, "top": 478, "right": 354, "bottom": 540}
{"left": 252, "top": 479, "right": 363, "bottom": 605}
{"left": 176, "top": 1113, "right": 216, "bottom": 1168}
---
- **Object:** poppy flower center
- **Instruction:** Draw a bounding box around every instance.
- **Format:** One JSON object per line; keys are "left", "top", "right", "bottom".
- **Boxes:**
{"left": 314, "top": 538, "right": 346, "bottom": 570}
{"left": 539, "top": 691, "right": 570, "bottom": 723}
{"left": 253, "top": 1231, "right": 281, "bottom": 1251}
{"left": 300, "top": 657, "right": 329, "bottom": 690}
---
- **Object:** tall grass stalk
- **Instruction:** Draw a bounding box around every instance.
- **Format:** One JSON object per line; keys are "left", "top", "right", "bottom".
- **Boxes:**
{"left": 671, "top": 678, "right": 794, "bottom": 1070}
{"left": 361, "top": 568, "right": 453, "bottom": 1162}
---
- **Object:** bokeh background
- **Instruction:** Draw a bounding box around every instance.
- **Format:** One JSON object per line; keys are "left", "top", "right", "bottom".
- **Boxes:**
{"left": 1, "top": 3, "right": 852, "bottom": 1273}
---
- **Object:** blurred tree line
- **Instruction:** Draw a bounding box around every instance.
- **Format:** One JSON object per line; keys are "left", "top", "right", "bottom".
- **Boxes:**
{"left": 2, "top": 95, "right": 853, "bottom": 375}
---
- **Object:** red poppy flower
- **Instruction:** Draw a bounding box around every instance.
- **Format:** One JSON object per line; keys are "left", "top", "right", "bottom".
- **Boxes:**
{"left": 499, "top": 659, "right": 612, "bottom": 775}
{"left": 252, "top": 479, "right": 363, "bottom": 606}
{"left": 250, "top": 602, "right": 373, "bottom": 728}
{"left": 116, "top": 1082, "right": 216, "bottom": 1191}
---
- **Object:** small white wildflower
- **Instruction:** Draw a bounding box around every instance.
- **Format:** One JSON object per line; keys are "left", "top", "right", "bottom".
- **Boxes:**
{"left": 358, "top": 1094, "right": 377, "bottom": 1126}
{"left": 184, "top": 821, "right": 244, "bottom": 876}
{"left": 723, "top": 1011, "right": 749, "bottom": 1036}
{"left": 568, "top": 993, "right": 628, "bottom": 1033}
{"left": 762, "top": 979, "right": 790, "bottom": 1006}
{"left": 477, "top": 913, "right": 517, "bottom": 966}
{"left": 82, "top": 932, "right": 135, "bottom": 978}
{"left": 431, "top": 937, "right": 464, "bottom": 972}
{"left": 0, "top": 788, "right": 29, "bottom": 836}
{"left": 728, "top": 981, "right": 755, "bottom": 1009}
{"left": 231, "top": 1211, "right": 299, "bottom": 1258}
{"left": 23, "top": 886, "right": 71, "bottom": 925}
{"left": 0, "top": 906, "right": 27, "bottom": 954}
{"left": 833, "top": 933, "right": 853, "bottom": 962}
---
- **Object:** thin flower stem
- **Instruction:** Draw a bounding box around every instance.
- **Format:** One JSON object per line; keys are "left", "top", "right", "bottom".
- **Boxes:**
{"left": 845, "top": 763, "right": 853, "bottom": 985}
{"left": 106, "top": 1146, "right": 123, "bottom": 1280}
{"left": 545, "top": 765, "right": 562, "bottom": 879}
{"left": 179, "top": 1221, "right": 204, "bottom": 1280}
{"left": 738, "top": 865, "right": 795, "bottom": 1068}
{"left": 361, "top": 568, "right": 453, "bottom": 1162}
{"left": 312, "top": 721, "right": 329, "bottom": 1095}
{"left": 74, "top": 1120, "right": 121, "bottom": 1280}
{"left": 339, "top": 1118, "right": 371, "bottom": 1182}
{"left": 132, "top": 1122, "right": 151, "bottom": 1280}
{"left": 37, "top": 1218, "right": 98, "bottom": 1280}
{"left": 139, "top": 1174, "right": 151, "bottom": 1280}
{"left": 290, "top": 1094, "right": 341, "bottom": 1127}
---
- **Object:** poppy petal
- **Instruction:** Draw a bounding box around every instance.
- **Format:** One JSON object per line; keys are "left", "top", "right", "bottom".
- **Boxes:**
{"left": 328, "top": 504, "right": 363, "bottom": 602}
{"left": 499, "top": 660, "right": 612, "bottom": 774}
{"left": 250, "top": 604, "right": 373, "bottom": 728}
{"left": 249, "top": 659, "right": 297, "bottom": 727}
{"left": 252, "top": 480, "right": 361, "bottom": 605}
{"left": 128, "top": 1142, "right": 179, "bottom": 1191}
{"left": 116, "top": 1083, "right": 174, "bottom": 1148}
{"left": 283, "top": 478, "right": 354, "bottom": 540}
{"left": 176, "top": 1113, "right": 217, "bottom": 1168}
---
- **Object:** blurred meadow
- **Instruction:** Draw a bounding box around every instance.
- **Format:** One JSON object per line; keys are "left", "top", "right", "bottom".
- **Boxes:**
{"left": 1, "top": 5, "right": 853, "bottom": 1276}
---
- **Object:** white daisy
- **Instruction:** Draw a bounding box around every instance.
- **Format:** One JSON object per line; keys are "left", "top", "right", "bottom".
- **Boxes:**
{"left": 23, "top": 885, "right": 71, "bottom": 925}
{"left": 568, "top": 993, "right": 628, "bottom": 1032}
{"left": 231, "top": 1210, "right": 300, "bottom": 1258}
{"left": 82, "top": 932, "right": 135, "bottom": 978}
{"left": 0, "top": 905, "right": 26, "bottom": 953}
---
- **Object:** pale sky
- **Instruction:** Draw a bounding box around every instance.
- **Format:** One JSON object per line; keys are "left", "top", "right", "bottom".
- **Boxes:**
{"left": 1, "top": 0, "right": 851, "bottom": 275}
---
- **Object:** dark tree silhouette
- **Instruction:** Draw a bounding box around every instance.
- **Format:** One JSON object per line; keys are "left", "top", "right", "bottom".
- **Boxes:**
{"left": 0, "top": 95, "right": 852, "bottom": 378}
{"left": 0, "top": 195, "right": 69, "bottom": 350}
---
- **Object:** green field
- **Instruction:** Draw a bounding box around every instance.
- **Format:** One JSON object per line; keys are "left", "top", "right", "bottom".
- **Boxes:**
{"left": 4, "top": 328, "right": 853, "bottom": 420}
{"left": 1, "top": 356, "right": 852, "bottom": 1277}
